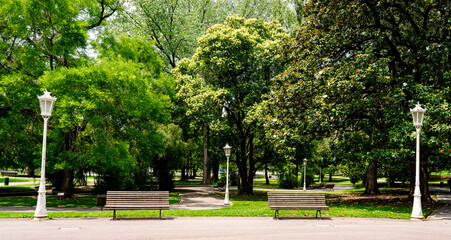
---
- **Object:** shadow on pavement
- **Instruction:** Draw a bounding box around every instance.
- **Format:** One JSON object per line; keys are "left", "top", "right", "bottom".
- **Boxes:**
{"left": 111, "top": 217, "right": 175, "bottom": 221}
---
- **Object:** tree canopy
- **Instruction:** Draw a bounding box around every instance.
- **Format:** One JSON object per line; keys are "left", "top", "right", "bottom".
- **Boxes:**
{"left": 175, "top": 15, "right": 289, "bottom": 194}
{"left": 263, "top": 0, "right": 450, "bottom": 196}
{"left": 0, "top": 0, "right": 122, "bottom": 172}
{"left": 1, "top": 0, "right": 450, "bottom": 199}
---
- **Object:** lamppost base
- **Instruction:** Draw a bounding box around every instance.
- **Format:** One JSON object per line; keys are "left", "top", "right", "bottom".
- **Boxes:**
{"left": 411, "top": 192, "right": 423, "bottom": 221}
{"left": 224, "top": 193, "right": 230, "bottom": 206}
{"left": 33, "top": 216, "right": 48, "bottom": 221}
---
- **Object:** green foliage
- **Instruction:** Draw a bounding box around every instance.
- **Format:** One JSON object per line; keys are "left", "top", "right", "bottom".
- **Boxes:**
{"left": 154, "top": 124, "right": 188, "bottom": 191}
{"left": 0, "top": 0, "right": 121, "bottom": 173}
{"left": 115, "top": 0, "right": 297, "bottom": 69}
{"left": 277, "top": 163, "right": 297, "bottom": 189}
{"left": 37, "top": 35, "right": 171, "bottom": 192}
{"left": 301, "top": 165, "right": 315, "bottom": 188}
{"left": 263, "top": 0, "right": 451, "bottom": 195}
{"left": 175, "top": 15, "right": 289, "bottom": 194}
{"left": 0, "top": 190, "right": 435, "bottom": 219}
{"left": 95, "top": 34, "right": 164, "bottom": 78}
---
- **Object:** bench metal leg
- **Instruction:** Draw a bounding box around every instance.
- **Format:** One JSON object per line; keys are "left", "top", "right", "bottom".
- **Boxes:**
{"left": 316, "top": 210, "right": 322, "bottom": 219}
{"left": 274, "top": 210, "right": 279, "bottom": 219}
{"left": 159, "top": 210, "right": 162, "bottom": 220}
{"left": 113, "top": 210, "right": 116, "bottom": 220}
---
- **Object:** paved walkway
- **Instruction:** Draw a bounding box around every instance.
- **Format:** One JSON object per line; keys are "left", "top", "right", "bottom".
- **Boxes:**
{"left": 1, "top": 183, "right": 451, "bottom": 220}
{"left": 171, "top": 186, "right": 227, "bottom": 210}
{"left": 1, "top": 217, "right": 450, "bottom": 240}
{"left": 426, "top": 185, "right": 451, "bottom": 221}
{"left": 1, "top": 184, "right": 451, "bottom": 239}
{"left": 0, "top": 186, "right": 227, "bottom": 212}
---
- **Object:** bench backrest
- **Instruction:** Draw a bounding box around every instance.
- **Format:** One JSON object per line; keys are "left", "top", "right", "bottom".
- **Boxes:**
{"left": 106, "top": 191, "right": 169, "bottom": 206}
{"left": 1, "top": 171, "right": 18, "bottom": 177}
{"left": 268, "top": 192, "right": 326, "bottom": 207}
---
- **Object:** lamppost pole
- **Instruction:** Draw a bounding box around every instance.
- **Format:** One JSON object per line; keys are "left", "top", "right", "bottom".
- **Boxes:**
{"left": 34, "top": 117, "right": 49, "bottom": 220}
{"left": 303, "top": 158, "right": 307, "bottom": 191}
{"left": 34, "top": 90, "right": 56, "bottom": 220}
{"left": 223, "top": 144, "right": 232, "bottom": 205}
{"left": 410, "top": 103, "right": 426, "bottom": 220}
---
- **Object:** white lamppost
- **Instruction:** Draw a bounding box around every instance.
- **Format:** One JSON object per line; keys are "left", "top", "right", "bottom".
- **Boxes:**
{"left": 410, "top": 102, "right": 426, "bottom": 220}
{"left": 303, "top": 158, "right": 307, "bottom": 191}
{"left": 223, "top": 144, "right": 232, "bottom": 205}
{"left": 34, "top": 90, "right": 56, "bottom": 220}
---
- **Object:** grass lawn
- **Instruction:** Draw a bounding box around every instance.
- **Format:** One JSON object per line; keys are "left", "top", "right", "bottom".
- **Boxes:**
{"left": 1, "top": 178, "right": 36, "bottom": 183}
{"left": 0, "top": 185, "right": 39, "bottom": 193}
{"left": 0, "top": 195, "right": 97, "bottom": 208}
{"left": 0, "top": 174, "right": 444, "bottom": 219}
{"left": 253, "top": 179, "right": 279, "bottom": 189}
{"left": 174, "top": 180, "right": 205, "bottom": 186}
{"left": 0, "top": 193, "right": 180, "bottom": 208}
{"left": 0, "top": 188, "right": 439, "bottom": 219}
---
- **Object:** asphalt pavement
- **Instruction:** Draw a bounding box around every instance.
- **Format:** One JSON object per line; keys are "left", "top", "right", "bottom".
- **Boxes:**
{"left": 1, "top": 183, "right": 451, "bottom": 239}
{"left": 1, "top": 217, "right": 450, "bottom": 240}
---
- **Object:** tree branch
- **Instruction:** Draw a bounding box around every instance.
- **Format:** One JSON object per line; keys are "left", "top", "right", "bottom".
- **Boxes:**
{"left": 87, "top": 0, "right": 120, "bottom": 30}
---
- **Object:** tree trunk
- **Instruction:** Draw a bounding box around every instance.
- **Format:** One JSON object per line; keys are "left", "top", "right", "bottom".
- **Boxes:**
{"left": 180, "top": 166, "right": 186, "bottom": 181}
{"left": 409, "top": 150, "right": 432, "bottom": 201}
{"left": 420, "top": 159, "right": 431, "bottom": 201}
{"left": 247, "top": 135, "right": 255, "bottom": 194}
{"left": 192, "top": 165, "right": 198, "bottom": 179}
{"left": 237, "top": 137, "right": 255, "bottom": 195}
{"left": 295, "top": 160, "right": 299, "bottom": 188}
{"left": 28, "top": 164, "right": 35, "bottom": 177}
{"left": 158, "top": 158, "right": 173, "bottom": 191}
{"left": 265, "top": 164, "right": 270, "bottom": 185}
{"left": 202, "top": 126, "right": 211, "bottom": 184}
{"left": 61, "top": 169, "right": 74, "bottom": 198}
{"left": 212, "top": 163, "right": 219, "bottom": 182}
{"left": 364, "top": 159, "right": 379, "bottom": 195}
{"left": 238, "top": 162, "right": 248, "bottom": 195}
{"left": 237, "top": 156, "right": 253, "bottom": 194}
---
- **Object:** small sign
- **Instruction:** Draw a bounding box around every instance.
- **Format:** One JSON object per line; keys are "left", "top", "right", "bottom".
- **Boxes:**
{"left": 57, "top": 192, "right": 64, "bottom": 200}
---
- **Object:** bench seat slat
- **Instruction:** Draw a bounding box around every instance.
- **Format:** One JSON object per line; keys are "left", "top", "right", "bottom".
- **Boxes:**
{"left": 105, "top": 191, "right": 169, "bottom": 220}
{"left": 269, "top": 206, "right": 330, "bottom": 210}
{"left": 268, "top": 192, "right": 329, "bottom": 219}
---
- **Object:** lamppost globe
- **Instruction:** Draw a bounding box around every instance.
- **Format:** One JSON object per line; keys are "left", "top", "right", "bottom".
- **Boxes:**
{"left": 410, "top": 102, "right": 426, "bottom": 221}
{"left": 34, "top": 90, "right": 56, "bottom": 220}
{"left": 38, "top": 90, "right": 57, "bottom": 117}
{"left": 223, "top": 144, "right": 232, "bottom": 205}
{"left": 224, "top": 144, "right": 231, "bottom": 157}
{"left": 411, "top": 103, "right": 426, "bottom": 128}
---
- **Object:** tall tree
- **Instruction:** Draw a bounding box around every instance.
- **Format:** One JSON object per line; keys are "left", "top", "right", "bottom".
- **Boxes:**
{"left": 39, "top": 35, "right": 171, "bottom": 195}
{"left": 263, "top": 0, "right": 450, "bottom": 197}
{"left": 0, "top": 0, "right": 122, "bottom": 172}
{"left": 114, "top": 0, "right": 297, "bottom": 70}
{"left": 175, "top": 16, "right": 288, "bottom": 194}
{"left": 174, "top": 59, "right": 228, "bottom": 184}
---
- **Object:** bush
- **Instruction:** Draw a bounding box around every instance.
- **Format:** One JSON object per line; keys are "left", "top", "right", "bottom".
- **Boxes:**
{"left": 278, "top": 163, "right": 298, "bottom": 189}
{"left": 300, "top": 167, "right": 315, "bottom": 188}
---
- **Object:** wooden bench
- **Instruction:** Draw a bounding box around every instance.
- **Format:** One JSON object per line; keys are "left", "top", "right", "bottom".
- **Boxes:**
{"left": 324, "top": 184, "right": 335, "bottom": 191}
{"left": 268, "top": 192, "right": 329, "bottom": 219}
{"left": 104, "top": 191, "right": 169, "bottom": 220}
{"left": 1, "top": 171, "right": 18, "bottom": 177}
{"left": 214, "top": 182, "right": 225, "bottom": 191}
{"left": 96, "top": 194, "right": 106, "bottom": 211}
